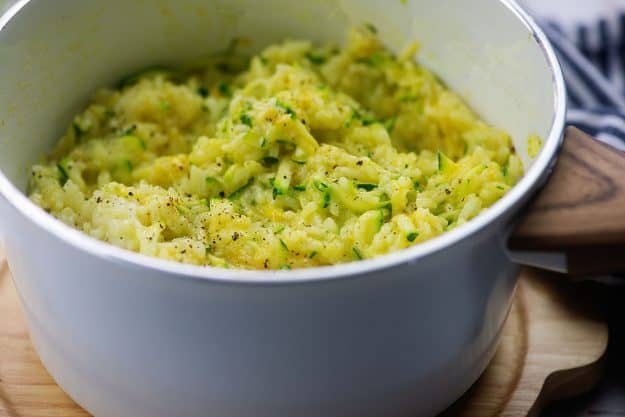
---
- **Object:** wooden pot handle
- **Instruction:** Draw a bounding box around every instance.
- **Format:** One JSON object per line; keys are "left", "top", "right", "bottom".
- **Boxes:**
{"left": 509, "top": 126, "right": 625, "bottom": 276}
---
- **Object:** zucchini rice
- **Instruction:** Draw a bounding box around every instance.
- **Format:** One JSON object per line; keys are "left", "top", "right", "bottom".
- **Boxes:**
{"left": 29, "top": 26, "right": 524, "bottom": 270}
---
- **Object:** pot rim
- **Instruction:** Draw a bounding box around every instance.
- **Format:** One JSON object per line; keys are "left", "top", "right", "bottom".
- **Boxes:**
{"left": 0, "top": 0, "right": 567, "bottom": 285}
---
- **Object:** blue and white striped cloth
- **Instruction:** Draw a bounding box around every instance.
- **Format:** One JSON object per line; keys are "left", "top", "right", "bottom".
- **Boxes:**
{"left": 524, "top": 0, "right": 625, "bottom": 151}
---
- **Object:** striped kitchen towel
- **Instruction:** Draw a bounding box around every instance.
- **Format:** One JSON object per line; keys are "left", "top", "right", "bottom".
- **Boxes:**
{"left": 522, "top": 0, "right": 625, "bottom": 151}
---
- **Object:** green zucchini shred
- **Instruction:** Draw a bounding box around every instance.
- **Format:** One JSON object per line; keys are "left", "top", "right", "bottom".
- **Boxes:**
{"left": 57, "top": 163, "right": 69, "bottom": 186}
{"left": 357, "top": 183, "right": 377, "bottom": 191}
{"left": 240, "top": 114, "right": 253, "bottom": 127}
{"left": 305, "top": 51, "right": 326, "bottom": 65}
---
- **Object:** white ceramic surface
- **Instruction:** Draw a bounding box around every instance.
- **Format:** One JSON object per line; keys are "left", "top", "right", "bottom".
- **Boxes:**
{"left": 0, "top": 1, "right": 566, "bottom": 416}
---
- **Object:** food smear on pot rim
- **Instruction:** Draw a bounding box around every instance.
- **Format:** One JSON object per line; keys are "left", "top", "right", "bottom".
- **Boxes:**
{"left": 28, "top": 26, "right": 524, "bottom": 270}
{"left": 527, "top": 134, "right": 543, "bottom": 158}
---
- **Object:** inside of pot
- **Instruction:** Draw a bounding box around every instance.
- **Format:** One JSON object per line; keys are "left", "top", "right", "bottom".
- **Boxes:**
{"left": 0, "top": 0, "right": 556, "bottom": 191}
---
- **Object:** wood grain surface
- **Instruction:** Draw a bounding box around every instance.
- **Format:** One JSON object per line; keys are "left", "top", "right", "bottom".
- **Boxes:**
{"left": 510, "top": 127, "right": 625, "bottom": 276}
{"left": 440, "top": 269, "right": 608, "bottom": 417}
{"left": 0, "top": 258, "right": 90, "bottom": 417}
{"left": 0, "top": 250, "right": 608, "bottom": 417}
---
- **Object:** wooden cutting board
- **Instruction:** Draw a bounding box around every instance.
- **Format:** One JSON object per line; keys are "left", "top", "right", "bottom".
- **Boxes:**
{"left": 0, "top": 255, "right": 608, "bottom": 417}
{"left": 440, "top": 268, "right": 608, "bottom": 417}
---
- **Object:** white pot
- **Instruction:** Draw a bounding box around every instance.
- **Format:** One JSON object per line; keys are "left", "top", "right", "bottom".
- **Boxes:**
{"left": 0, "top": 1, "right": 566, "bottom": 416}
